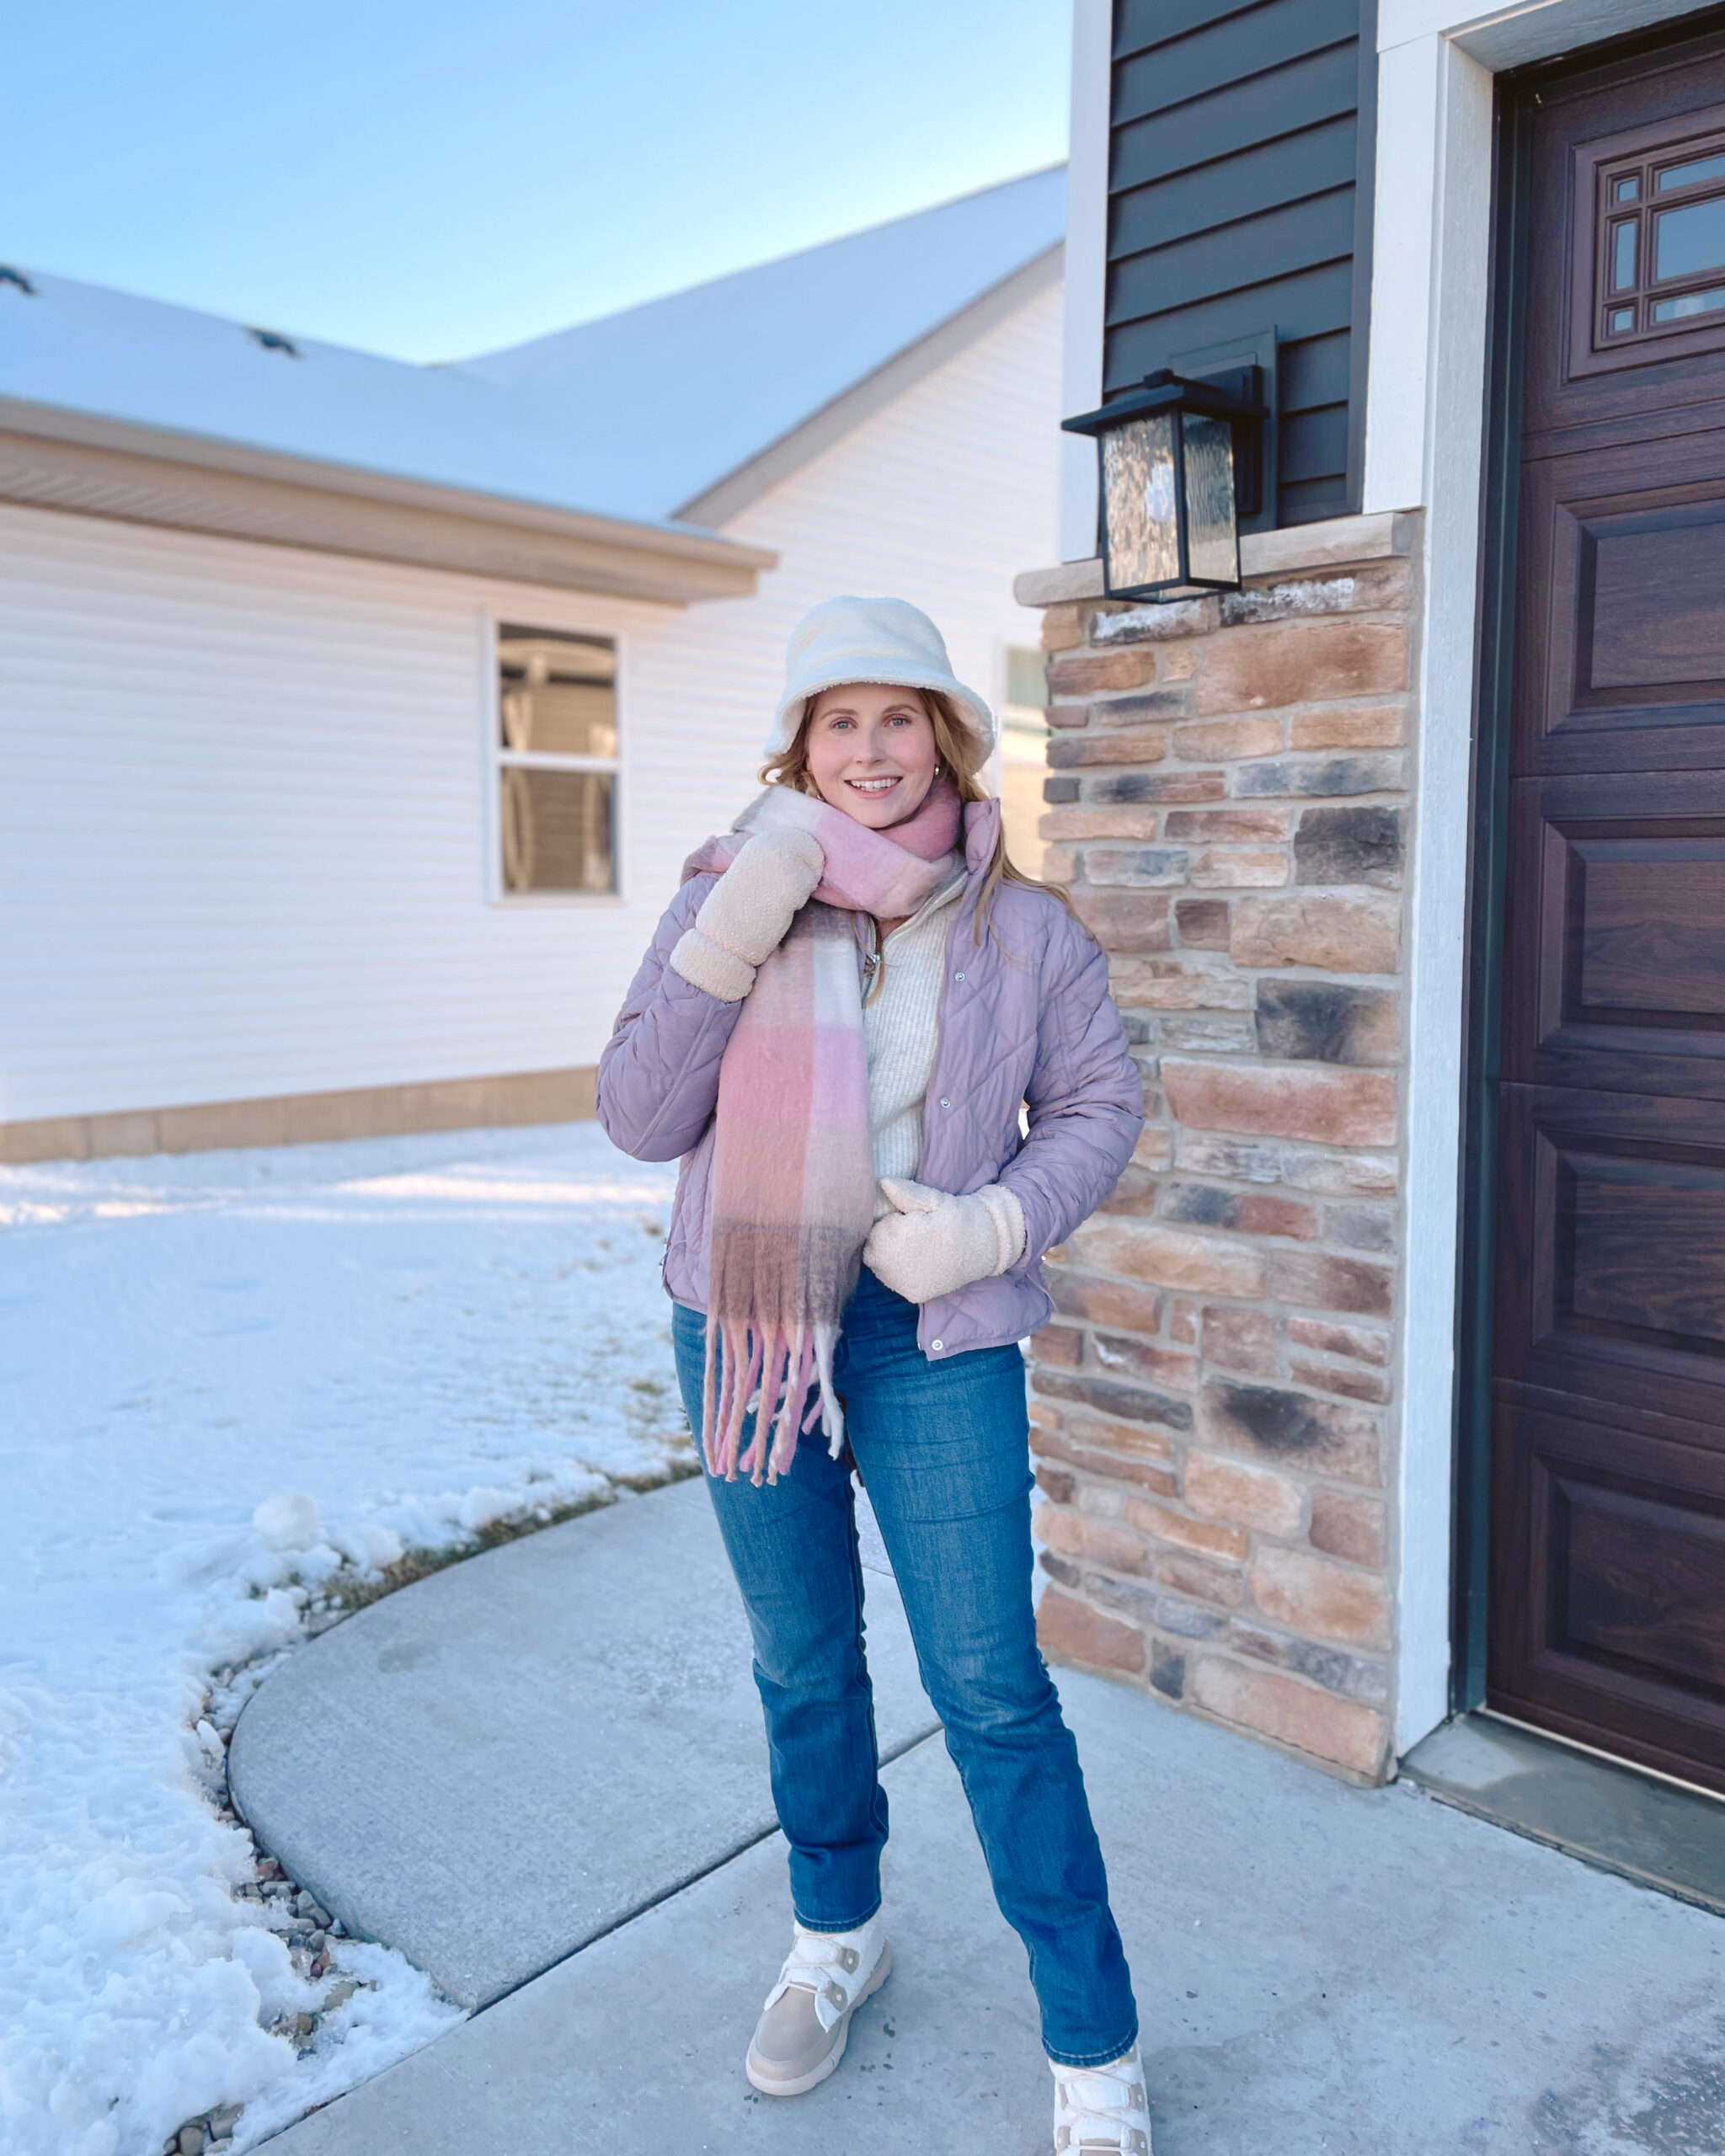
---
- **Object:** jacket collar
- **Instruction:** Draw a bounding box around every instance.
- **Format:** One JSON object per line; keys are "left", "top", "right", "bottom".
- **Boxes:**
{"left": 962, "top": 796, "right": 1002, "bottom": 877}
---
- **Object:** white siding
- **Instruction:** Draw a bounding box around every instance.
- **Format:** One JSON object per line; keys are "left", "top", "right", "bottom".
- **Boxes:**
{"left": 0, "top": 280, "right": 1061, "bottom": 1125}
{"left": 0, "top": 514, "right": 676, "bottom": 1120}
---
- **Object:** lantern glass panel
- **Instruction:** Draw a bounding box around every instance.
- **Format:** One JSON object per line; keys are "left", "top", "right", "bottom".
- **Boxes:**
{"left": 1182, "top": 414, "right": 1240, "bottom": 586}
{"left": 1102, "top": 412, "right": 1181, "bottom": 591}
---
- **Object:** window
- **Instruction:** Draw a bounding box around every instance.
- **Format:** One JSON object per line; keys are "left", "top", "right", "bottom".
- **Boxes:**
{"left": 496, "top": 627, "right": 617, "bottom": 895}
{"left": 999, "top": 646, "right": 1050, "bottom": 881}
{"left": 1595, "top": 127, "right": 1725, "bottom": 350}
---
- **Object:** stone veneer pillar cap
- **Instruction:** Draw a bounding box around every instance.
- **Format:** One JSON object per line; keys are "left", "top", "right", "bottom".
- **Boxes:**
{"left": 1012, "top": 510, "right": 1418, "bottom": 609}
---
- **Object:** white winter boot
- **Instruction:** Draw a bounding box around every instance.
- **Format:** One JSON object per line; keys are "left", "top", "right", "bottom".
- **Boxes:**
{"left": 1051, "top": 2044, "right": 1153, "bottom": 2153}
{"left": 745, "top": 1912, "right": 892, "bottom": 2096}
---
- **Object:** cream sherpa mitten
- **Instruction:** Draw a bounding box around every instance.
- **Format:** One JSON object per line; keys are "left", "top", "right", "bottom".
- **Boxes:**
{"left": 862, "top": 1177, "right": 1026, "bottom": 1305}
{"left": 670, "top": 828, "right": 825, "bottom": 1002}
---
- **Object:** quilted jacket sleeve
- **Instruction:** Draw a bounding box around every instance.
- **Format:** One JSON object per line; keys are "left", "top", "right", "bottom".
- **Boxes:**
{"left": 996, "top": 905, "right": 1145, "bottom": 1270}
{"left": 596, "top": 875, "right": 743, "bottom": 1162}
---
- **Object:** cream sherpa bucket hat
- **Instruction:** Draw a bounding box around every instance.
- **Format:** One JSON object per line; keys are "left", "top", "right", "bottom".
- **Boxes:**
{"left": 764, "top": 595, "right": 996, "bottom": 759}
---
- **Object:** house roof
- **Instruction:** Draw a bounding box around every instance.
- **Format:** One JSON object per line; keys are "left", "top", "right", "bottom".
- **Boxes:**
{"left": 455, "top": 166, "right": 1065, "bottom": 523}
{"left": 0, "top": 166, "right": 1064, "bottom": 589}
{"left": 0, "top": 267, "right": 693, "bottom": 533}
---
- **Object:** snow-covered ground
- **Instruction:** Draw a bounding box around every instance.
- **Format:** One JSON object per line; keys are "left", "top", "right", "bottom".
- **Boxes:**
{"left": 0, "top": 1123, "right": 685, "bottom": 2156}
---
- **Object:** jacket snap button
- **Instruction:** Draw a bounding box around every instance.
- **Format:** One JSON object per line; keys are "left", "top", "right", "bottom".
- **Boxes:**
{"left": 954, "top": 970, "right": 965, "bottom": 982}
{"left": 938, "top": 1097, "right": 950, "bottom": 1108}
{"left": 932, "top": 1339, "right": 944, "bottom": 1353}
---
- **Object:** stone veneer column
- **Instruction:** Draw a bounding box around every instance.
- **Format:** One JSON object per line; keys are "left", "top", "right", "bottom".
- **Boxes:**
{"left": 1014, "top": 512, "right": 1422, "bottom": 1784}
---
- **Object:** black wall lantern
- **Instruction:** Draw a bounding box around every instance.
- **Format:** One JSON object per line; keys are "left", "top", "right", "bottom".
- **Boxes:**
{"left": 1061, "top": 367, "right": 1267, "bottom": 602}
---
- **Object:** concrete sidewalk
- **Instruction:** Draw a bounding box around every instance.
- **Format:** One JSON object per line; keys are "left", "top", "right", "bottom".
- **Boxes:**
{"left": 241, "top": 1481, "right": 1724, "bottom": 2154}
{"left": 229, "top": 1476, "right": 934, "bottom": 2007}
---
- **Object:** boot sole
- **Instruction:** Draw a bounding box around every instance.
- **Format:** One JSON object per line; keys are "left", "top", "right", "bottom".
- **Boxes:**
{"left": 745, "top": 1940, "right": 894, "bottom": 2098}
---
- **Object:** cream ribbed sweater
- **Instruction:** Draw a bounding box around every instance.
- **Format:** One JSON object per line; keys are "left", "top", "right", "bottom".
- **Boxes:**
{"left": 861, "top": 860, "right": 967, "bottom": 1219}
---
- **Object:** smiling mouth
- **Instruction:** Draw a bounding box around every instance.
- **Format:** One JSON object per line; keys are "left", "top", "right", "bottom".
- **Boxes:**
{"left": 845, "top": 776, "right": 901, "bottom": 795}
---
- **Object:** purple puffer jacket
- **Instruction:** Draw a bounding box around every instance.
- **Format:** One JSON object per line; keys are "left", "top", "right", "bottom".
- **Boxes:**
{"left": 596, "top": 798, "right": 1146, "bottom": 1361}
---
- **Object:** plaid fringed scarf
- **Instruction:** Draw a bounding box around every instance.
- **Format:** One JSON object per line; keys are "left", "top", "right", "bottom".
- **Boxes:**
{"left": 681, "top": 779, "right": 962, "bottom": 1484}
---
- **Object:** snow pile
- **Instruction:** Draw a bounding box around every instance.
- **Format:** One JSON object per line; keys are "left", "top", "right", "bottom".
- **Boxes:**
{"left": 0, "top": 1123, "right": 682, "bottom": 2154}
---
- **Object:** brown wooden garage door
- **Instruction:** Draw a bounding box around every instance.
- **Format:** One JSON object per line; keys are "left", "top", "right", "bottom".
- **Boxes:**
{"left": 1488, "top": 26, "right": 1725, "bottom": 1793}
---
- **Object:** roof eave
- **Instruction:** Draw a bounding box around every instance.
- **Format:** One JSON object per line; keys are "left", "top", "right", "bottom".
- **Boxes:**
{"left": 0, "top": 397, "right": 777, "bottom": 604}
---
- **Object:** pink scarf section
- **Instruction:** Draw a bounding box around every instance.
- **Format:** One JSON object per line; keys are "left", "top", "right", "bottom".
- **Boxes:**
{"left": 681, "top": 780, "right": 962, "bottom": 1484}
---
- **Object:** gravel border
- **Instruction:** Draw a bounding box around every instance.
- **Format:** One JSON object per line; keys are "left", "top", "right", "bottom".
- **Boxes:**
{"left": 163, "top": 1449, "right": 700, "bottom": 2155}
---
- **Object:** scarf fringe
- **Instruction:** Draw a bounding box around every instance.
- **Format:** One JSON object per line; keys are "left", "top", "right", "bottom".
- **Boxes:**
{"left": 702, "top": 1317, "right": 846, "bottom": 1486}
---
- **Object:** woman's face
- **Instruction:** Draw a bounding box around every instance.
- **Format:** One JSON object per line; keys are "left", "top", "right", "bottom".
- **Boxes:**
{"left": 804, "top": 683, "right": 939, "bottom": 829}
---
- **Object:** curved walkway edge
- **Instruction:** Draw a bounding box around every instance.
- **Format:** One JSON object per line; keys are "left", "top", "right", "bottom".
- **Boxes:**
{"left": 228, "top": 1476, "right": 935, "bottom": 2009}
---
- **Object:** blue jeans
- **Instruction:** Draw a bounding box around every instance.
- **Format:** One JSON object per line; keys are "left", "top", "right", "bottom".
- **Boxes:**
{"left": 671, "top": 1267, "right": 1137, "bottom": 2068}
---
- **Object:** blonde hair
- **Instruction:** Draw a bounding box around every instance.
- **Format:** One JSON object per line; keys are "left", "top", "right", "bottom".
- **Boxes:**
{"left": 761, "top": 685, "right": 1055, "bottom": 942}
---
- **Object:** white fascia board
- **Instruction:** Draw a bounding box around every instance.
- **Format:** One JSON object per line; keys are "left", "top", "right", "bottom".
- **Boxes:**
{"left": 0, "top": 397, "right": 769, "bottom": 565}
{"left": 0, "top": 396, "right": 775, "bottom": 604}
{"left": 1059, "top": 0, "right": 1112, "bottom": 563}
{"left": 1381, "top": 0, "right": 1717, "bottom": 61}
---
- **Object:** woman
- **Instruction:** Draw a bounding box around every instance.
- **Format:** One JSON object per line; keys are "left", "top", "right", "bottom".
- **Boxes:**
{"left": 597, "top": 596, "right": 1153, "bottom": 2155}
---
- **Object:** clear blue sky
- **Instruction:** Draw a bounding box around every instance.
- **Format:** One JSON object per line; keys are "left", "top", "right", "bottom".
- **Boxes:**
{"left": 7, "top": 2, "right": 1070, "bottom": 364}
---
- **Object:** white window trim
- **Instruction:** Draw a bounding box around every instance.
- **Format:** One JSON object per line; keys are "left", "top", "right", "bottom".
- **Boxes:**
{"left": 482, "top": 611, "right": 628, "bottom": 907}
{"left": 1363, "top": 0, "right": 1710, "bottom": 1755}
